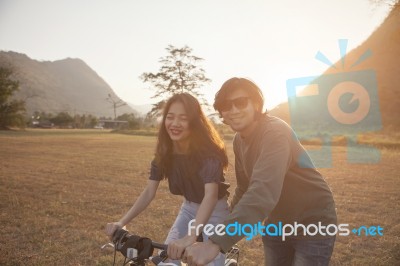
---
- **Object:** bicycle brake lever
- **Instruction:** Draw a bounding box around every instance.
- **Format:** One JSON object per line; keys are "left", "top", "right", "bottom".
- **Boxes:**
{"left": 100, "top": 243, "right": 115, "bottom": 250}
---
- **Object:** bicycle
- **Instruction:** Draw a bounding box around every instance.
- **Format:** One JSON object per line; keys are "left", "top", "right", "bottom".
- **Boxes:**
{"left": 101, "top": 228, "right": 240, "bottom": 266}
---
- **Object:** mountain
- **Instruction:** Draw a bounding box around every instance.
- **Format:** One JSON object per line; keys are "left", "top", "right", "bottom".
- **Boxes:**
{"left": 128, "top": 102, "right": 153, "bottom": 116}
{"left": 270, "top": 4, "right": 400, "bottom": 132}
{"left": 0, "top": 51, "right": 136, "bottom": 118}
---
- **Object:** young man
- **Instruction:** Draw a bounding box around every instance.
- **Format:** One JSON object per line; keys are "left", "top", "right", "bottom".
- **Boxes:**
{"left": 183, "top": 77, "right": 337, "bottom": 266}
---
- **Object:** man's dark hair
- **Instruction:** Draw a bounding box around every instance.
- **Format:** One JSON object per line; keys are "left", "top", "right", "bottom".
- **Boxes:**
{"left": 214, "top": 77, "right": 266, "bottom": 117}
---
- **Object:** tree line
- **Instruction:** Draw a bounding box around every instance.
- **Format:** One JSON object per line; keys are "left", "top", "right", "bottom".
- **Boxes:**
{"left": 1, "top": 44, "right": 212, "bottom": 130}
{"left": 0, "top": 66, "right": 145, "bottom": 130}
{"left": 29, "top": 111, "right": 144, "bottom": 129}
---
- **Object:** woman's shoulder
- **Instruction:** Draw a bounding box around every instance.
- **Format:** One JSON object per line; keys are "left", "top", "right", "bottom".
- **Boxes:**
{"left": 198, "top": 155, "right": 224, "bottom": 180}
{"left": 189, "top": 152, "right": 221, "bottom": 170}
{"left": 202, "top": 155, "right": 222, "bottom": 165}
{"left": 173, "top": 152, "right": 216, "bottom": 166}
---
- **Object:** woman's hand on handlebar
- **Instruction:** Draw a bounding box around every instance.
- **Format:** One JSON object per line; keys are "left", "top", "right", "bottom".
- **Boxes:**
{"left": 167, "top": 234, "right": 197, "bottom": 260}
{"left": 105, "top": 222, "right": 124, "bottom": 241}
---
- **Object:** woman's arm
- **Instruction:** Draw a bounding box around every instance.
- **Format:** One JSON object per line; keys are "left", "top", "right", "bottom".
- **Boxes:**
{"left": 168, "top": 182, "right": 219, "bottom": 259}
{"left": 190, "top": 183, "right": 219, "bottom": 235}
{"left": 105, "top": 179, "right": 160, "bottom": 239}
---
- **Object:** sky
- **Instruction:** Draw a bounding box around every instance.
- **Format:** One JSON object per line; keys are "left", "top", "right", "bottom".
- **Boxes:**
{"left": 0, "top": 0, "right": 392, "bottom": 111}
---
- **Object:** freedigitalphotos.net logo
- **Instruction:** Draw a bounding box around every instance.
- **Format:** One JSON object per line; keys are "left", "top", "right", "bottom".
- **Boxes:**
{"left": 188, "top": 220, "right": 384, "bottom": 241}
{"left": 286, "top": 39, "right": 382, "bottom": 167}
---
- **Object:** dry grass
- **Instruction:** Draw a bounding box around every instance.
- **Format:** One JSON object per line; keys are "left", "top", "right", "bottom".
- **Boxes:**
{"left": 0, "top": 129, "right": 399, "bottom": 265}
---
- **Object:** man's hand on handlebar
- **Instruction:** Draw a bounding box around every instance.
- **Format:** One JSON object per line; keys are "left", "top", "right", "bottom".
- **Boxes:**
{"left": 167, "top": 234, "right": 197, "bottom": 260}
{"left": 183, "top": 240, "right": 220, "bottom": 266}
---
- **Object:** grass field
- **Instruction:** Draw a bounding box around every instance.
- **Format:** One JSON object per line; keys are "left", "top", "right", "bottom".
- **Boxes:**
{"left": 0, "top": 129, "right": 399, "bottom": 265}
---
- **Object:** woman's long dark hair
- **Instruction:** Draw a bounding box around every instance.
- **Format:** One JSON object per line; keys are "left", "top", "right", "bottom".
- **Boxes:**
{"left": 154, "top": 93, "right": 228, "bottom": 178}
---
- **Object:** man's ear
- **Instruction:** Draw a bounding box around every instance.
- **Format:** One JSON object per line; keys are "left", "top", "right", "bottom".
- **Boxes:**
{"left": 253, "top": 102, "right": 262, "bottom": 120}
{"left": 253, "top": 102, "right": 261, "bottom": 113}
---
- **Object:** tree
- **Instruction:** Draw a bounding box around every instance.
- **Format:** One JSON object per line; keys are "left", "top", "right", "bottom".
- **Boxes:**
{"left": 116, "top": 113, "right": 142, "bottom": 129}
{"left": 369, "top": 0, "right": 399, "bottom": 7}
{"left": 82, "top": 114, "right": 98, "bottom": 129}
{"left": 140, "top": 45, "right": 211, "bottom": 117}
{"left": 29, "top": 111, "right": 54, "bottom": 128}
{"left": 0, "top": 67, "right": 25, "bottom": 129}
{"left": 106, "top": 93, "right": 127, "bottom": 120}
{"left": 50, "top": 112, "right": 73, "bottom": 128}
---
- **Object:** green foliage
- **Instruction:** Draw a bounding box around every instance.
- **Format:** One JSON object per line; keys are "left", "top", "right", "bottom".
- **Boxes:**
{"left": 369, "top": 0, "right": 399, "bottom": 7}
{"left": 72, "top": 114, "right": 99, "bottom": 129}
{"left": 30, "top": 111, "right": 99, "bottom": 129}
{"left": 116, "top": 113, "right": 142, "bottom": 129}
{"left": 0, "top": 67, "right": 26, "bottom": 129}
{"left": 31, "top": 111, "right": 54, "bottom": 121}
{"left": 140, "top": 45, "right": 211, "bottom": 118}
{"left": 50, "top": 112, "right": 74, "bottom": 128}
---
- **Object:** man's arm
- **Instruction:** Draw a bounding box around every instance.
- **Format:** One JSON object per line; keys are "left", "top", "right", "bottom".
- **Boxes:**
{"left": 210, "top": 131, "right": 292, "bottom": 252}
{"left": 229, "top": 154, "right": 249, "bottom": 211}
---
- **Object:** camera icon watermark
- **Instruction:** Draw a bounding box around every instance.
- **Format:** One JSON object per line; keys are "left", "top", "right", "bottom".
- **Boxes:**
{"left": 287, "top": 39, "right": 382, "bottom": 167}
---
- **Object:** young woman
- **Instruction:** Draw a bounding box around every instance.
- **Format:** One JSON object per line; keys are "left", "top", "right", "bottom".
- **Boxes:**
{"left": 105, "top": 93, "right": 230, "bottom": 265}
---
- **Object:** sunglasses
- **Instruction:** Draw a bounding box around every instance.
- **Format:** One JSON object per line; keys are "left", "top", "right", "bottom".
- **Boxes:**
{"left": 219, "top": 97, "right": 250, "bottom": 112}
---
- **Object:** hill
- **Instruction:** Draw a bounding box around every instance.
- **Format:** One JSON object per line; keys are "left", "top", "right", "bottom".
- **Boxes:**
{"left": 128, "top": 102, "right": 152, "bottom": 116}
{"left": 270, "top": 4, "right": 400, "bottom": 132}
{"left": 0, "top": 51, "right": 136, "bottom": 118}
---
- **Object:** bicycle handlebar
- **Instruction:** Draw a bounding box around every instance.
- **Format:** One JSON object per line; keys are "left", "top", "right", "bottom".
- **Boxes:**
{"left": 112, "top": 228, "right": 168, "bottom": 264}
{"left": 151, "top": 241, "right": 167, "bottom": 251}
{"left": 108, "top": 228, "right": 239, "bottom": 266}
